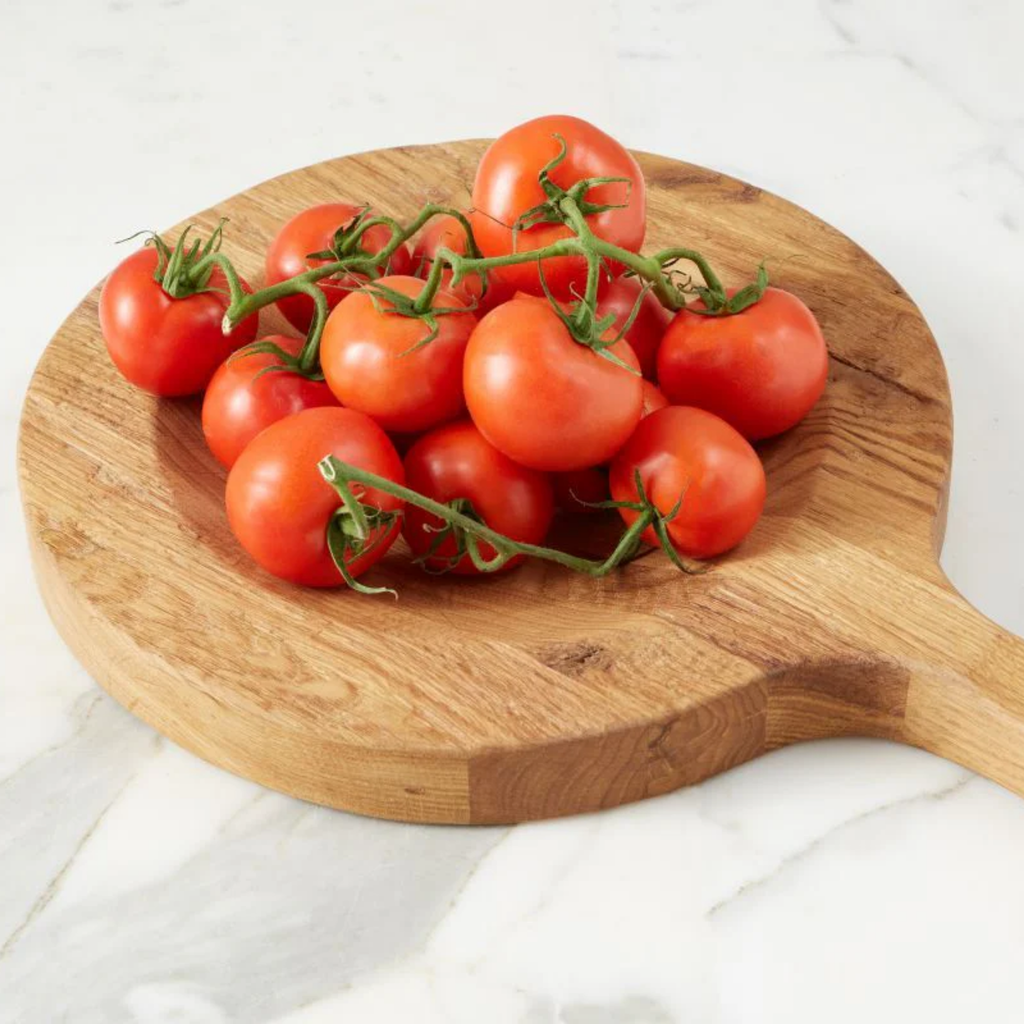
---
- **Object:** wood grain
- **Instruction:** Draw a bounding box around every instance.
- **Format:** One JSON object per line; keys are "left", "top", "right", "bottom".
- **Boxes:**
{"left": 17, "top": 141, "right": 1024, "bottom": 823}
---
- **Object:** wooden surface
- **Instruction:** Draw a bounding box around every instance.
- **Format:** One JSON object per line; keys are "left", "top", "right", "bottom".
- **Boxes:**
{"left": 17, "top": 141, "right": 1024, "bottom": 824}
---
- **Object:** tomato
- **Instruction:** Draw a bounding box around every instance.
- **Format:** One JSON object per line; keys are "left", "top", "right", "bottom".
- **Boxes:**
{"left": 610, "top": 406, "right": 765, "bottom": 559}
{"left": 470, "top": 115, "right": 646, "bottom": 297}
{"left": 402, "top": 421, "right": 554, "bottom": 575}
{"left": 225, "top": 407, "right": 404, "bottom": 587}
{"left": 551, "top": 381, "right": 664, "bottom": 513}
{"left": 641, "top": 380, "right": 669, "bottom": 418}
{"left": 657, "top": 287, "right": 828, "bottom": 441}
{"left": 99, "top": 246, "right": 258, "bottom": 396}
{"left": 464, "top": 295, "right": 643, "bottom": 472}
{"left": 553, "top": 467, "right": 609, "bottom": 515}
{"left": 201, "top": 335, "right": 339, "bottom": 469}
{"left": 320, "top": 275, "right": 475, "bottom": 434}
{"left": 412, "top": 215, "right": 485, "bottom": 307}
{"left": 594, "top": 276, "right": 670, "bottom": 379}
{"left": 265, "top": 203, "right": 413, "bottom": 334}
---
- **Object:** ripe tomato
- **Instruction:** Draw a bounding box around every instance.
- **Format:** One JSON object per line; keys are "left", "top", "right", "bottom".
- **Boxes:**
{"left": 226, "top": 407, "right": 404, "bottom": 587}
{"left": 412, "top": 215, "right": 485, "bottom": 307}
{"left": 402, "top": 421, "right": 554, "bottom": 575}
{"left": 201, "top": 335, "right": 339, "bottom": 469}
{"left": 265, "top": 203, "right": 413, "bottom": 334}
{"left": 320, "top": 275, "right": 476, "bottom": 434}
{"left": 641, "top": 380, "right": 669, "bottom": 418}
{"left": 553, "top": 467, "right": 609, "bottom": 515}
{"left": 464, "top": 295, "right": 643, "bottom": 472}
{"left": 595, "top": 276, "right": 670, "bottom": 380}
{"left": 551, "top": 381, "right": 664, "bottom": 513}
{"left": 470, "top": 115, "right": 646, "bottom": 297}
{"left": 657, "top": 287, "right": 828, "bottom": 441}
{"left": 99, "top": 246, "right": 258, "bottom": 396}
{"left": 610, "top": 406, "right": 766, "bottom": 559}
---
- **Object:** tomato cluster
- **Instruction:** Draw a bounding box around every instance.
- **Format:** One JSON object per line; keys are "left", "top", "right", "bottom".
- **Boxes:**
{"left": 98, "top": 115, "right": 828, "bottom": 593}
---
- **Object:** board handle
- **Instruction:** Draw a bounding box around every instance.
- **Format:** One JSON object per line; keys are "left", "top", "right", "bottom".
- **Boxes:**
{"left": 902, "top": 584, "right": 1024, "bottom": 795}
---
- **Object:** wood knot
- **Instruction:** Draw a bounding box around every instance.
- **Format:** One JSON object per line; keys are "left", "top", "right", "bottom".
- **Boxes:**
{"left": 536, "top": 641, "right": 612, "bottom": 677}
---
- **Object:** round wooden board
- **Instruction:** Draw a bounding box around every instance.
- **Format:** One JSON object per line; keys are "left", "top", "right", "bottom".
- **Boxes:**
{"left": 18, "top": 141, "right": 1024, "bottom": 824}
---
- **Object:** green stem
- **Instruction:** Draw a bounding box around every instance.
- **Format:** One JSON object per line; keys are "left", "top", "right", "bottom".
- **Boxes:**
{"left": 412, "top": 237, "right": 583, "bottom": 312}
{"left": 650, "top": 246, "right": 727, "bottom": 305}
{"left": 191, "top": 251, "right": 247, "bottom": 309}
{"left": 219, "top": 196, "right": 739, "bottom": 351}
{"left": 557, "top": 196, "right": 600, "bottom": 310}
{"left": 591, "top": 242, "right": 685, "bottom": 311}
{"left": 297, "top": 282, "right": 331, "bottom": 372}
{"left": 319, "top": 456, "right": 652, "bottom": 580}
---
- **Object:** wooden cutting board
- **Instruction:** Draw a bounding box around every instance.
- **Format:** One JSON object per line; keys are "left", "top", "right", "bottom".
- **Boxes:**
{"left": 18, "top": 141, "right": 1024, "bottom": 824}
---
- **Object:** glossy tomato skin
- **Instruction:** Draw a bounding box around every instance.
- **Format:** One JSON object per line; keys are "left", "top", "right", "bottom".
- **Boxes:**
{"left": 412, "top": 215, "right": 485, "bottom": 307}
{"left": 320, "top": 275, "right": 476, "bottom": 434}
{"left": 402, "top": 421, "right": 554, "bottom": 575}
{"left": 596, "top": 276, "right": 670, "bottom": 380}
{"left": 201, "top": 335, "right": 339, "bottom": 469}
{"left": 99, "top": 247, "right": 258, "bottom": 396}
{"left": 226, "top": 407, "right": 404, "bottom": 587}
{"left": 464, "top": 296, "right": 643, "bottom": 472}
{"left": 610, "top": 406, "right": 766, "bottom": 559}
{"left": 657, "top": 287, "right": 828, "bottom": 441}
{"left": 265, "top": 203, "right": 413, "bottom": 334}
{"left": 471, "top": 115, "right": 646, "bottom": 298}
{"left": 641, "top": 379, "right": 669, "bottom": 418}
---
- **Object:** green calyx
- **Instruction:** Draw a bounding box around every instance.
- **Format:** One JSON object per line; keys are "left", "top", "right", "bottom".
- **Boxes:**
{"left": 306, "top": 206, "right": 387, "bottom": 277}
{"left": 537, "top": 265, "right": 643, "bottom": 375}
{"left": 320, "top": 458, "right": 402, "bottom": 597}
{"left": 411, "top": 497, "right": 507, "bottom": 574}
{"left": 126, "top": 220, "right": 229, "bottom": 299}
{"left": 511, "top": 134, "right": 632, "bottom": 242}
{"left": 669, "top": 256, "right": 770, "bottom": 317}
{"left": 363, "top": 280, "right": 474, "bottom": 353}
{"left": 229, "top": 339, "right": 326, "bottom": 383}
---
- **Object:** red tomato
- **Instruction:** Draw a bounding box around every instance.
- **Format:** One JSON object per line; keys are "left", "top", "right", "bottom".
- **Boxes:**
{"left": 320, "top": 275, "right": 476, "bottom": 434}
{"left": 471, "top": 115, "right": 646, "bottom": 297}
{"left": 657, "top": 287, "right": 828, "bottom": 441}
{"left": 553, "top": 467, "right": 609, "bottom": 515}
{"left": 464, "top": 296, "right": 643, "bottom": 472}
{"left": 641, "top": 380, "right": 669, "bottom": 419}
{"left": 412, "top": 215, "right": 485, "bottom": 307}
{"left": 610, "top": 406, "right": 766, "bottom": 559}
{"left": 226, "top": 407, "right": 404, "bottom": 587}
{"left": 595, "top": 276, "right": 670, "bottom": 380}
{"left": 265, "top": 203, "right": 413, "bottom": 334}
{"left": 201, "top": 335, "right": 339, "bottom": 469}
{"left": 402, "top": 421, "right": 554, "bottom": 575}
{"left": 99, "top": 246, "right": 258, "bottom": 396}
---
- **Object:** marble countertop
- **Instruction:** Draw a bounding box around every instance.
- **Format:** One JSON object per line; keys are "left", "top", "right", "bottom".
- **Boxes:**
{"left": 3, "top": 0, "right": 1024, "bottom": 1020}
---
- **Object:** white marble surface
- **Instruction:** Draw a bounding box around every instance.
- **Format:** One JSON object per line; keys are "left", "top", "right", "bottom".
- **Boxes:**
{"left": 3, "top": 0, "right": 1024, "bottom": 1020}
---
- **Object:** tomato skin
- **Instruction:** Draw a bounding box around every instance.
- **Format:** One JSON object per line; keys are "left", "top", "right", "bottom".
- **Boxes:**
{"left": 610, "top": 406, "right": 766, "bottom": 559}
{"left": 470, "top": 115, "right": 646, "bottom": 297}
{"left": 320, "top": 275, "right": 476, "bottom": 434}
{"left": 99, "top": 247, "right": 258, "bottom": 396}
{"left": 201, "top": 335, "right": 339, "bottom": 469}
{"left": 412, "top": 215, "right": 485, "bottom": 307}
{"left": 641, "top": 380, "right": 669, "bottom": 418}
{"left": 657, "top": 287, "right": 828, "bottom": 441}
{"left": 402, "top": 421, "right": 554, "bottom": 575}
{"left": 265, "top": 203, "right": 413, "bottom": 334}
{"left": 553, "top": 467, "right": 609, "bottom": 515}
{"left": 225, "top": 407, "right": 404, "bottom": 587}
{"left": 595, "top": 276, "right": 670, "bottom": 380}
{"left": 464, "top": 296, "right": 643, "bottom": 472}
